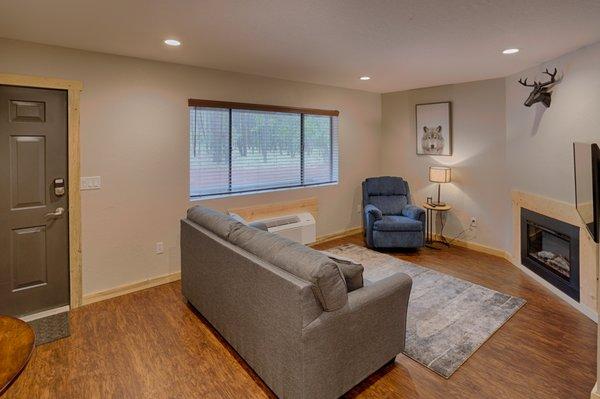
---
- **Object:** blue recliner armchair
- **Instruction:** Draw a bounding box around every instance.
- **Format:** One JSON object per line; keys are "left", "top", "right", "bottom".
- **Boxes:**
{"left": 362, "top": 176, "right": 426, "bottom": 249}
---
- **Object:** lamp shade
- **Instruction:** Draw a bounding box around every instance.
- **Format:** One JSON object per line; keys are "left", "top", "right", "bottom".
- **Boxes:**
{"left": 429, "top": 166, "right": 451, "bottom": 183}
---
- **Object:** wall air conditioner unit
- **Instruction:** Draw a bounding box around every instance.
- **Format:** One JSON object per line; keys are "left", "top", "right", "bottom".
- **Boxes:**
{"left": 256, "top": 212, "right": 316, "bottom": 244}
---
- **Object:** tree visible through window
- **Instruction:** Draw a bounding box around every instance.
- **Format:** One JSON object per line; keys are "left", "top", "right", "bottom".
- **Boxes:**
{"left": 190, "top": 104, "right": 338, "bottom": 197}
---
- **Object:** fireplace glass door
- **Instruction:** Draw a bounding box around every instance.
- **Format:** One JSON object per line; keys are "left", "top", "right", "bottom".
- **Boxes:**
{"left": 526, "top": 222, "right": 571, "bottom": 280}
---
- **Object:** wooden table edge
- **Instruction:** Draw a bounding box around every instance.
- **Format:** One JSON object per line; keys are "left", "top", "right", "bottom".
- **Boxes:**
{"left": 0, "top": 316, "right": 35, "bottom": 396}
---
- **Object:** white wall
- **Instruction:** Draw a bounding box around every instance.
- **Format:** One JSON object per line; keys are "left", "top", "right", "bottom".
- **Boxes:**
{"left": 0, "top": 38, "right": 382, "bottom": 295}
{"left": 381, "top": 41, "right": 600, "bottom": 253}
{"left": 505, "top": 44, "right": 600, "bottom": 387}
{"left": 2, "top": 35, "right": 599, "bottom": 296}
{"left": 506, "top": 41, "right": 600, "bottom": 203}
{"left": 381, "top": 79, "right": 509, "bottom": 251}
{"left": 505, "top": 41, "right": 600, "bottom": 249}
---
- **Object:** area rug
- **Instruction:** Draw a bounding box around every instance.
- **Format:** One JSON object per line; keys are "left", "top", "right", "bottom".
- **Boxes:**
{"left": 325, "top": 244, "right": 526, "bottom": 378}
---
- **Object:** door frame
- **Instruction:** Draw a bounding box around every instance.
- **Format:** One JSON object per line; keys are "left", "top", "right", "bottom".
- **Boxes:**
{"left": 0, "top": 73, "right": 83, "bottom": 308}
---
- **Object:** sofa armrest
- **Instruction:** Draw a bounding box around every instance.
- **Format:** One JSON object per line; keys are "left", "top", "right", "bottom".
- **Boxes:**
{"left": 402, "top": 204, "right": 426, "bottom": 245}
{"left": 304, "top": 272, "right": 411, "bottom": 333}
{"left": 364, "top": 204, "right": 383, "bottom": 248}
{"left": 401, "top": 204, "right": 425, "bottom": 221}
{"left": 364, "top": 204, "right": 383, "bottom": 220}
{"left": 300, "top": 272, "right": 412, "bottom": 398}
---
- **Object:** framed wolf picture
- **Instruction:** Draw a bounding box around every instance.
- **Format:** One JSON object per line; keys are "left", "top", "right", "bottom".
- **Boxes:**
{"left": 416, "top": 102, "right": 452, "bottom": 156}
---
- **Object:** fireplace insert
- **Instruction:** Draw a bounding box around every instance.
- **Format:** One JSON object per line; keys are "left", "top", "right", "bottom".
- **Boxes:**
{"left": 520, "top": 208, "right": 580, "bottom": 301}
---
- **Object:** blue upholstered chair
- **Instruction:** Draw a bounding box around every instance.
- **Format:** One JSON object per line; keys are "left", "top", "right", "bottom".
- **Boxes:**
{"left": 362, "top": 176, "right": 426, "bottom": 249}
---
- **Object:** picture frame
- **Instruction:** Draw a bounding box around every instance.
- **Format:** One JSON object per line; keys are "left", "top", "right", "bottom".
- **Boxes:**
{"left": 416, "top": 101, "right": 452, "bottom": 156}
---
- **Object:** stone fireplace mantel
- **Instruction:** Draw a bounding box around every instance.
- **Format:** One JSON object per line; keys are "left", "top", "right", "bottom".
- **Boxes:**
{"left": 511, "top": 190, "right": 598, "bottom": 321}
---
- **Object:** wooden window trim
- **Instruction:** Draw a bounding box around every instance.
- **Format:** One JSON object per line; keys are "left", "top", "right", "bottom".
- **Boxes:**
{"left": 188, "top": 99, "right": 339, "bottom": 117}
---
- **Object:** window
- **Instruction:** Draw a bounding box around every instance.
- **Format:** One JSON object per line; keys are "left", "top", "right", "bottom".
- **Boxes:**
{"left": 189, "top": 100, "right": 339, "bottom": 198}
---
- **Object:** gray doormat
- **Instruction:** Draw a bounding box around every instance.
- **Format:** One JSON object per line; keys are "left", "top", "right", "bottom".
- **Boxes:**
{"left": 326, "top": 244, "right": 526, "bottom": 378}
{"left": 28, "top": 311, "right": 70, "bottom": 346}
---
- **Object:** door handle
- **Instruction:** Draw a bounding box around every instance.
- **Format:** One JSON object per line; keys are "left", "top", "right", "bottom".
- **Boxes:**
{"left": 45, "top": 207, "right": 65, "bottom": 218}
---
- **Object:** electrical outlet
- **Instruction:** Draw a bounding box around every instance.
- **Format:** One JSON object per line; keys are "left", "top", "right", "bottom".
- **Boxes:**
{"left": 155, "top": 242, "right": 164, "bottom": 254}
{"left": 356, "top": 204, "right": 361, "bottom": 213}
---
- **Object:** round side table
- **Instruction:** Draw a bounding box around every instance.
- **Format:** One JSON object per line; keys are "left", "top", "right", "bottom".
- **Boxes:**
{"left": 422, "top": 203, "right": 452, "bottom": 248}
{"left": 0, "top": 315, "right": 35, "bottom": 395}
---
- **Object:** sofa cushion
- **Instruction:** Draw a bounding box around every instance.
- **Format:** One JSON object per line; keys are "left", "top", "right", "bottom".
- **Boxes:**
{"left": 230, "top": 224, "right": 347, "bottom": 311}
{"left": 187, "top": 206, "right": 242, "bottom": 239}
{"left": 364, "top": 176, "right": 407, "bottom": 196}
{"left": 368, "top": 195, "right": 408, "bottom": 215}
{"left": 227, "top": 212, "right": 246, "bottom": 223}
{"left": 248, "top": 221, "right": 269, "bottom": 231}
{"left": 227, "top": 212, "right": 269, "bottom": 231}
{"left": 401, "top": 204, "right": 425, "bottom": 220}
{"left": 320, "top": 251, "right": 364, "bottom": 292}
{"left": 373, "top": 230, "right": 424, "bottom": 248}
{"left": 373, "top": 215, "right": 423, "bottom": 232}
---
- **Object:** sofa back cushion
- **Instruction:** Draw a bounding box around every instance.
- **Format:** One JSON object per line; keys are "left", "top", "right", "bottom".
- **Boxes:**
{"left": 363, "top": 176, "right": 409, "bottom": 215}
{"left": 368, "top": 195, "right": 407, "bottom": 215}
{"left": 229, "top": 224, "right": 348, "bottom": 311}
{"left": 187, "top": 206, "right": 242, "bottom": 239}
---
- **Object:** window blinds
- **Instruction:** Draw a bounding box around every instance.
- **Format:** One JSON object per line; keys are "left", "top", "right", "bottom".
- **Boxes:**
{"left": 189, "top": 104, "right": 339, "bottom": 198}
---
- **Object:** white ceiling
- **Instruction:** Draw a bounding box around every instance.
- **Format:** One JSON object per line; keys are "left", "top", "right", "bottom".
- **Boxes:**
{"left": 1, "top": 0, "right": 600, "bottom": 93}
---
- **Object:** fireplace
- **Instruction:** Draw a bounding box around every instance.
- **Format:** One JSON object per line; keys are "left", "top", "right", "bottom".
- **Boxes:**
{"left": 520, "top": 208, "right": 580, "bottom": 301}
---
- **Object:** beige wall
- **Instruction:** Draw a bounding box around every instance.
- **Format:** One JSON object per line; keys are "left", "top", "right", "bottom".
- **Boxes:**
{"left": 2, "top": 34, "right": 599, "bottom": 300}
{"left": 505, "top": 41, "right": 600, "bottom": 249}
{"left": 0, "top": 38, "right": 381, "bottom": 295}
{"left": 506, "top": 41, "right": 600, "bottom": 204}
{"left": 381, "top": 40, "right": 600, "bottom": 254}
{"left": 505, "top": 45, "right": 600, "bottom": 389}
{"left": 381, "top": 79, "right": 509, "bottom": 251}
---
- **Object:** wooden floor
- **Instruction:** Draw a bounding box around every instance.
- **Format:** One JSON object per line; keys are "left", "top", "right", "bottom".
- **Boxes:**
{"left": 4, "top": 234, "right": 597, "bottom": 398}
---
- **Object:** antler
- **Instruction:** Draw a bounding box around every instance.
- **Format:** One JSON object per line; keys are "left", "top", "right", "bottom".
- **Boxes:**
{"left": 518, "top": 67, "right": 558, "bottom": 88}
{"left": 538, "top": 67, "right": 558, "bottom": 87}
{"left": 518, "top": 78, "right": 536, "bottom": 87}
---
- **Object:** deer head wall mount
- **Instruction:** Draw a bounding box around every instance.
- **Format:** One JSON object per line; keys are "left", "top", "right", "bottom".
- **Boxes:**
{"left": 518, "top": 68, "right": 558, "bottom": 108}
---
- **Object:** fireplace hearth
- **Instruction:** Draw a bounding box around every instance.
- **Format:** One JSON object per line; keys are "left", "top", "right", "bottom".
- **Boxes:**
{"left": 521, "top": 208, "right": 580, "bottom": 301}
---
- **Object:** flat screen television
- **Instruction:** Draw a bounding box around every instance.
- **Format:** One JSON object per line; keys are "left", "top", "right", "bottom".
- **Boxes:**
{"left": 573, "top": 142, "right": 600, "bottom": 242}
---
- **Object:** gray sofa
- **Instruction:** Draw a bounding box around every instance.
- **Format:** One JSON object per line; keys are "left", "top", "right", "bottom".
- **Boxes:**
{"left": 181, "top": 205, "right": 412, "bottom": 399}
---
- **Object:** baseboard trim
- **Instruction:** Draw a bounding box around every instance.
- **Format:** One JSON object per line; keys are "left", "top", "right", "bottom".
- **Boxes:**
{"left": 433, "top": 234, "right": 598, "bottom": 322}
{"left": 19, "top": 305, "right": 70, "bottom": 322}
{"left": 311, "top": 227, "right": 363, "bottom": 246}
{"left": 82, "top": 272, "right": 181, "bottom": 306}
{"left": 80, "top": 230, "right": 598, "bottom": 324}
{"left": 510, "top": 260, "right": 598, "bottom": 322}
{"left": 81, "top": 228, "right": 364, "bottom": 307}
{"left": 591, "top": 383, "right": 600, "bottom": 399}
{"left": 432, "top": 234, "right": 509, "bottom": 259}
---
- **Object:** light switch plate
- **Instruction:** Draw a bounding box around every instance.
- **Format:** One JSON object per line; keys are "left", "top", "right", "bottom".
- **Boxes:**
{"left": 80, "top": 176, "right": 101, "bottom": 190}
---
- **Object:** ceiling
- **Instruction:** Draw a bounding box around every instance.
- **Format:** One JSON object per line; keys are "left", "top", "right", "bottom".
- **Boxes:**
{"left": 1, "top": 0, "right": 600, "bottom": 93}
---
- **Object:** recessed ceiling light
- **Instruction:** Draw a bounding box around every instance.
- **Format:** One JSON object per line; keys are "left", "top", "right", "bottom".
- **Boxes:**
{"left": 360, "top": 76, "right": 371, "bottom": 81}
{"left": 164, "top": 39, "right": 181, "bottom": 47}
{"left": 502, "top": 48, "right": 519, "bottom": 55}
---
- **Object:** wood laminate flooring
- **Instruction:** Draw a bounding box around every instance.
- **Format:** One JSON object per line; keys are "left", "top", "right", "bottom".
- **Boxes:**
{"left": 4, "top": 234, "right": 596, "bottom": 398}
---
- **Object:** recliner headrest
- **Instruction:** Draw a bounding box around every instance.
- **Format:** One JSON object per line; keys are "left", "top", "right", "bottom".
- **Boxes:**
{"left": 364, "top": 176, "right": 407, "bottom": 196}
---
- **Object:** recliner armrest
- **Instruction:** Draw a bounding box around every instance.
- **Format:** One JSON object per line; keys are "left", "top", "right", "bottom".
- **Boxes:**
{"left": 364, "top": 204, "right": 383, "bottom": 220}
{"left": 401, "top": 204, "right": 425, "bottom": 221}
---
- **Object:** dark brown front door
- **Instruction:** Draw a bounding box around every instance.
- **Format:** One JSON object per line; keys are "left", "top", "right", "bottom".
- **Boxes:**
{"left": 0, "top": 85, "right": 69, "bottom": 316}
